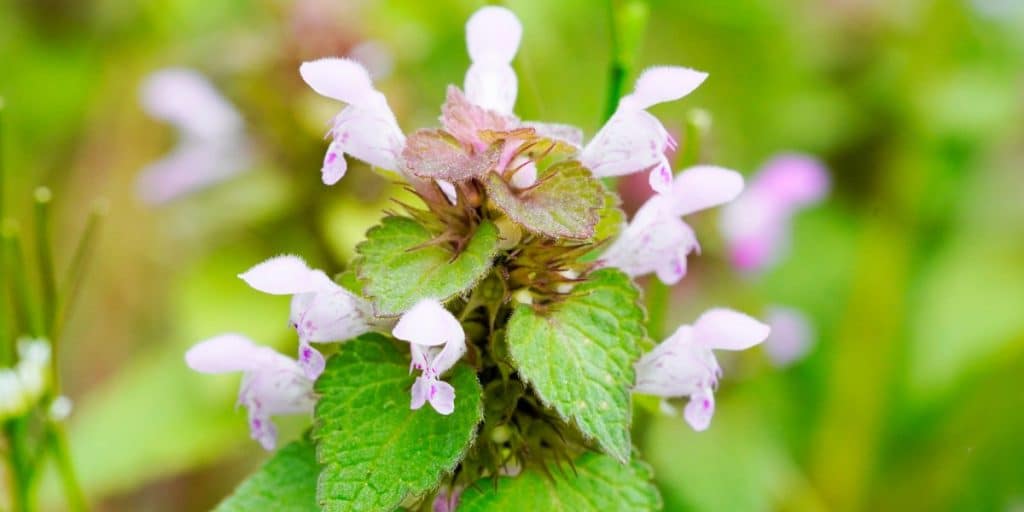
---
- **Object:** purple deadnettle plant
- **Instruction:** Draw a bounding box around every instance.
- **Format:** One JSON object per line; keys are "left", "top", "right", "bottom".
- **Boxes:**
{"left": 189, "top": 6, "right": 768, "bottom": 511}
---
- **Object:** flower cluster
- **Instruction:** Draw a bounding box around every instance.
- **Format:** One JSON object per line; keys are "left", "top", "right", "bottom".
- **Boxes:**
{"left": 185, "top": 6, "right": 772, "bottom": 495}
{"left": 0, "top": 338, "right": 52, "bottom": 422}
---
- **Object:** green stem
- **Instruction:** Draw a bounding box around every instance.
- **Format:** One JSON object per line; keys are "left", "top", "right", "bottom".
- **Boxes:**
{"left": 602, "top": 0, "right": 626, "bottom": 123}
{"left": 4, "top": 419, "right": 36, "bottom": 512}
{"left": 602, "top": 0, "right": 649, "bottom": 123}
{"left": 33, "top": 188, "right": 57, "bottom": 338}
{"left": 2, "top": 223, "right": 42, "bottom": 339}
{"left": 0, "top": 98, "right": 8, "bottom": 364}
{"left": 47, "top": 422, "right": 87, "bottom": 512}
{"left": 645, "top": 279, "right": 670, "bottom": 340}
{"left": 54, "top": 200, "right": 106, "bottom": 342}
{"left": 0, "top": 97, "right": 5, "bottom": 223}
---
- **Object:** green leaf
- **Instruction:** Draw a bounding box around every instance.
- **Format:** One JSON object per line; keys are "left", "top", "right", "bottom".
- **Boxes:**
{"left": 335, "top": 269, "right": 363, "bottom": 296}
{"left": 215, "top": 439, "right": 320, "bottom": 512}
{"left": 594, "top": 185, "right": 626, "bottom": 244}
{"left": 458, "top": 452, "right": 662, "bottom": 511}
{"left": 484, "top": 161, "right": 604, "bottom": 240}
{"left": 355, "top": 216, "right": 499, "bottom": 316}
{"left": 314, "top": 334, "right": 484, "bottom": 512}
{"left": 402, "top": 129, "right": 499, "bottom": 181}
{"left": 505, "top": 268, "right": 645, "bottom": 462}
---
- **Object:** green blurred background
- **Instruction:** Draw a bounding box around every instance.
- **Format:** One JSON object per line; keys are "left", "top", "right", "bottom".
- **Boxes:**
{"left": 2, "top": 0, "right": 1023, "bottom": 510}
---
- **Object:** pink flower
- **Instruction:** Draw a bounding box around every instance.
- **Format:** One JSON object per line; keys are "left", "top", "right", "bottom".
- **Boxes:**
{"left": 391, "top": 299, "right": 467, "bottom": 415}
{"left": 432, "top": 487, "right": 463, "bottom": 512}
{"left": 299, "top": 58, "right": 406, "bottom": 184}
{"left": 762, "top": 306, "right": 815, "bottom": 367}
{"left": 239, "top": 255, "right": 375, "bottom": 379}
{"left": 600, "top": 165, "right": 744, "bottom": 284}
{"left": 634, "top": 309, "right": 769, "bottom": 431}
{"left": 185, "top": 334, "right": 315, "bottom": 450}
{"left": 581, "top": 67, "right": 708, "bottom": 194}
{"left": 720, "top": 153, "right": 830, "bottom": 273}
{"left": 137, "top": 68, "right": 250, "bottom": 204}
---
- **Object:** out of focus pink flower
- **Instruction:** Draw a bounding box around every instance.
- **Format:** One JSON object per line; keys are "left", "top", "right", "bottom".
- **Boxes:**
{"left": 137, "top": 68, "right": 251, "bottom": 204}
{"left": 762, "top": 306, "right": 815, "bottom": 367}
{"left": 720, "top": 153, "right": 830, "bottom": 273}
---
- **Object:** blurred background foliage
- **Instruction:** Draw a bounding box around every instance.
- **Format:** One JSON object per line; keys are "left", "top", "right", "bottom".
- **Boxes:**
{"left": 1, "top": 0, "right": 1023, "bottom": 510}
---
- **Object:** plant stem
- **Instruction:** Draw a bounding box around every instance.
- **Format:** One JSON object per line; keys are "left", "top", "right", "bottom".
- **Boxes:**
{"left": 0, "top": 98, "right": 8, "bottom": 365}
{"left": 4, "top": 419, "right": 36, "bottom": 512}
{"left": 644, "top": 278, "right": 670, "bottom": 340}
{"left": 33, "top": 188, "right": 57, "bottom": 338}
{"left": 2, "top": 223, "right": 42, "bottom": 339}
{"left": 54, "top": 200, "right": 106, "bottom": 342}
{"left": 602, "top": 0, "right": 649, "bottom": 123}
{"left": 602, "top": 0, "right": 626, "bottom": 123}
{"left": 47, "top": 422, "right": 87, "bottom": 512}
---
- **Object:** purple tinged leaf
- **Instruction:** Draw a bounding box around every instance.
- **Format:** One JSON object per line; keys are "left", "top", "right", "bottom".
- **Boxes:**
{"left": 402, "top": 129, "right": 500, "bottom": 181}
{"left": 485, "top": 160, "right": 604, "bottom": 240}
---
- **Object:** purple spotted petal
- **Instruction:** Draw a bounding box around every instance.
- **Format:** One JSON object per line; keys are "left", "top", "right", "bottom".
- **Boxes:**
{"left": 297, "top": 340, "right": 326, "bottom": 380}
{"left": 683, "top": 389, "right": 715, "bottom": 432}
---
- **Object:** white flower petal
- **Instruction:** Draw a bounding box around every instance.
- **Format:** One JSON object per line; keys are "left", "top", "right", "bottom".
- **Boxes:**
{"left": 289, "top": 286, "right": 374, "bottom": 343}
{"left": 600, "top": 197, "right": 698, "bottom": 280}
{"left": 185, "top": 334, "right": 281, "bottom": 374}
{"left": 654, "top": 246, "right": 689, "bottom": 285}
{"left": 466, "top": 6, "right": 522, "bottom": 64}
{"left": 648, "top": 161, "right": 674, "bottom": 195}
{"left": 248, "top": 410, "right": 278, "bottom": 451}
{"left": 428, "top": 379, "right": 456, "bottom": 415}
{"left": 238, "top": 255, "right": 333, "bottom": 295}
{"left": 328, "top": 103, "right": 404, "bottom": 173}
{"left": 297, "top": 340, "right": 326, "bottom": 380}
{"left": 299, "top": 57, "right": 378, "bottom": 106}
{"left": 692, "top": 308, "right": 771, "bottom": 351}
{"left": 581, "top": 109, "right": 673, "bottom": 180}
{"left": 410, "top": 376, "right": 429, "bottom": 410}
{"left": 634, "top": 326, "right": 714, "bottom": 398}
{"left": 628, "top": 66, "right": 708, "bottom": 110}
{"left": 683, "top": 388, "right": 715, "bottom": 431}
{"left": 393, "top": 299, "right": 465, "bottom": 347}
{"left": 671, "top": 165, "right": 745, "bottom": 217}
{"left": 430, "top": 333, "right": 467, "bottom": 376}
{"left": 239, "top": 363, "right": 315, "bottom": 416}
{"left": 321, "top": 141, "right": 348, "bottom": 185}
{"left": 465, "top": 62, "right": 518, "bottom": 114}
